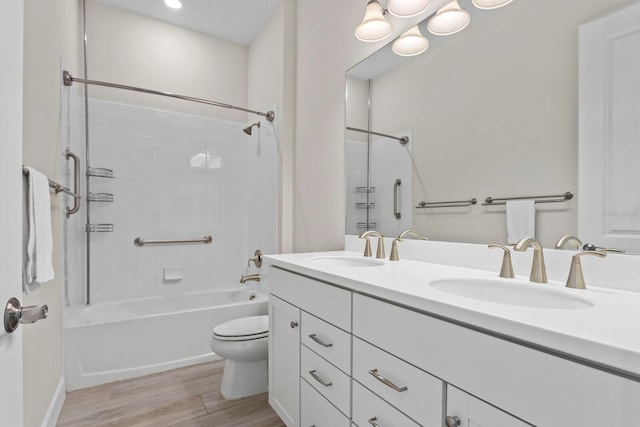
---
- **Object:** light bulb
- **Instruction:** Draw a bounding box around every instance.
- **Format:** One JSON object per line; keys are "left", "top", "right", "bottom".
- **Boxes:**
{"left": 164, "top": 0, "right": 182, "bottom": 10}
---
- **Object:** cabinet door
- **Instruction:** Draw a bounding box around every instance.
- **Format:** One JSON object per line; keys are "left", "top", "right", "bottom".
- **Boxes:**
{"left": 446, "top": 386, "right": 530, "bottom": 427}
{"left": 269, "top": 295, "right": 301, "bottom": 427}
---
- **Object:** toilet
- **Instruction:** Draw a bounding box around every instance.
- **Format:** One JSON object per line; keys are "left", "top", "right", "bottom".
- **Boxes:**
{"left": 210, "top": 315, "right": 269, "bottom": 399}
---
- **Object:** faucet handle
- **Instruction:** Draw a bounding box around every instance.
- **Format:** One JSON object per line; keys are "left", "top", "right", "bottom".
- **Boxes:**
{"left": 248, "top": 249, "right": 263, "bottom": 267}
{"left": 488, "top": 244, "right": 515, "bottom": 278}
{"left": 389, "top": 238, "right": 402, "bottom": 261}
{"left": 566, "top": 251, "right": 607, "bottom": 289}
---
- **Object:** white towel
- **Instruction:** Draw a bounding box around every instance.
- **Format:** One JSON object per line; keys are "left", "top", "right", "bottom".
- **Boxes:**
{"left": 24, "top": 167, "right": 54, "bottom": 293}
{"left": 506, "top": 200, "right": 535, "bottom": 245}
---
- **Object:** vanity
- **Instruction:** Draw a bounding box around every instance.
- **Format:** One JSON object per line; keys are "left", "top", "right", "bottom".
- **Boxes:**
{"left": 266, "top": 238, "right": 640, "bottom": 427}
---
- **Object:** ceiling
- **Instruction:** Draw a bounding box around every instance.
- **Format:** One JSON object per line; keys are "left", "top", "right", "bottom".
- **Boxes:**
{"left": 92, "top": 0, "right": 281, "bottom": 45}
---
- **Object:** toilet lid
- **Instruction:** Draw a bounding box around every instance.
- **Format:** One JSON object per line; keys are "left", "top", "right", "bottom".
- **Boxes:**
{"left": 213, "top": 315, "right": 269, "bottom": 341}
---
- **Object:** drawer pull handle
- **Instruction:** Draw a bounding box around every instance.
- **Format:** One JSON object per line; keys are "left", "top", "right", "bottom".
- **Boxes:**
{"left": 308, "top": 333, "right": 333, "bottom": 348}
{"left": 368, "top": 417, "right": 381, "bottom": 427}
{"left": 308, "top": 370, "right": 333, "bottom": 387}
{"left": 368, "top": 369, "right": 408, "bottom": 392}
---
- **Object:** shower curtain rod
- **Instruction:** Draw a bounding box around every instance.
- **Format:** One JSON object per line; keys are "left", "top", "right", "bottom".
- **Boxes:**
{"left": 346, "top": 126, "right": 409, "bottom": 145}
{"left": 62, "top": 70, "right": 275, "bottom": 122}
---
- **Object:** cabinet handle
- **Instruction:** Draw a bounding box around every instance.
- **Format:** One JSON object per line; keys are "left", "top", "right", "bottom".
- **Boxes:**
{"left": 446, "top": 415, "right": 461, "bottom": 427}
{"left": 308, "top": 333, "right": 333, "bottom": 348}
{"left": 368, "top": 417, "right": 381, "bottom": 427}
{"left": 290, "top": 321, "right": 298, "bottom": 328}
{"left": 308, "top": 370, "right": 333, "bottom": 387}
{"left": 368, "top": 369, "right": 408, "bottom": 392}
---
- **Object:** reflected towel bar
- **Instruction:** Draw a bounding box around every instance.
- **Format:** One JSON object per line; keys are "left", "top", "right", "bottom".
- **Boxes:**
{"left": 63, "top": 70, "right": 274, "bottom": 122}
{"left": 416, "top": 198, "right": 477, "bottom": 208}
{"left": 134, "top": 235, "right": 213, "bottom": 247}
{"left": 23, "top": 148, "right": 81, "bottom": 217}
{"left": 346, "top": 126, "right": 409, "bottom": 145}
{"left": 482, "top": 191, "right": 574, "bottom": 206}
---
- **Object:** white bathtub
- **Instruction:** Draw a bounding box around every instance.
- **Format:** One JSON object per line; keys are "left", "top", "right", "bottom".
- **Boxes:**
{"left": 64, "top": 289, "right": 267, "bottom": 391}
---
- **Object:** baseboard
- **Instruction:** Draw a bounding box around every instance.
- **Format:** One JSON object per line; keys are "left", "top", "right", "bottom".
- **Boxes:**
{"left": 41, "top": 377, "right": 65, "bottom": 427}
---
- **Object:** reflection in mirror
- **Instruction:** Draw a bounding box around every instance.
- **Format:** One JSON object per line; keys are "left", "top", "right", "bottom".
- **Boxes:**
{"left": 346, "top": 0, "right": 637, "bottom": 251}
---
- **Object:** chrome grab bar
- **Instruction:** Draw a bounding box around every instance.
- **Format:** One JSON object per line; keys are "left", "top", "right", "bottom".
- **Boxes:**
{"left": 308, "top": 370, "right": 333, "bottom": 387}
{"left": 308, "top": 334, "right": 333, "bottom": 348}
{"left": 134, "top": 235, "right": 213, "bottom": 246}
{"left": 65, "top": 148, "right": 81, "bottom": 217}
{"left": 368, "top": 369, "right": 408, "bottom": 392}
{"left": 416, "top": 198, "right": 477, "bottom": 209}
{"left": 482, "top": 191, "right": 573, "bottom": 206}
{"left": 393, "top": 179, "right": 402, "bottom": 219}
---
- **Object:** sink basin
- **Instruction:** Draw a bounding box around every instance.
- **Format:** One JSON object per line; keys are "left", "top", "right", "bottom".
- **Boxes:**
{"left": 308, "top": 256, "right": 385, "bottom": 268}
{"left": 429, "top": 278, "right": 593, "bottom": 309}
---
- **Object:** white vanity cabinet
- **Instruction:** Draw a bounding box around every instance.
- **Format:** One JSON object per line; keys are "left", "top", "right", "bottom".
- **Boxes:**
{"left": 269, "top": 267, "right": 352, "bottom": 427}
{"left": 446, "top": 385, "right": 529, "bottom": 427}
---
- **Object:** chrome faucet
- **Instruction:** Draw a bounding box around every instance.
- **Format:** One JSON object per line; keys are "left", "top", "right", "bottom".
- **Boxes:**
{"left": 565, "top": 251, "right": 607, "bottom": 289}
{"left": 513, "top": 237, "right": 547, "bottom": 283}
{"left": 398, "top": 229, "right": 428, "bottom": 240}
{"left": 389, "top": 238, "right": 402, "bottom": 261}
{"left": 488, "top": 244, "right": 514, "bottom": 278}
{"left": 359, "top": 230, "right": 385, "bottom": 259}
{"left": 554, "top": 235, "right": 582, "bottom": 250}
{"left": 240, "top": 274, "right": 260, "bottom": 284}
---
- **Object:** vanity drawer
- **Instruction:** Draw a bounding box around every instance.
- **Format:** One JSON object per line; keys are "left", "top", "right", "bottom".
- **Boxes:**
{"left": 301, "top": 377, "right": 350, "bottom": 427}
{"left": 301, "top": 344, "right": 350, "bottom": 416}
{"left": 269, "top": 267, "right": 351, "bottom": 331}
{"left": 301, "top": 311, "right": 351, "bottom": 374}
{"left": 352, "top": 380, "right": 420, "bottom": 427}
{"left": 353, "top": 337, "right": 443, "bottom": 425}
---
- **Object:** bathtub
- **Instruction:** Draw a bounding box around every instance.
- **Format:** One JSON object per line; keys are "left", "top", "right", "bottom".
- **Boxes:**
{"left": 64, "top": 289, "right": 267, "bottom": 391}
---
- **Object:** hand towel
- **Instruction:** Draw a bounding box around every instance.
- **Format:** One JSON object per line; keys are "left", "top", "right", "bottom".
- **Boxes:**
{"left": 506, "top": 200, "right": 535, "bottom": 245}
{"left": 24, "top": 167, "right": 54, "bottom": 293}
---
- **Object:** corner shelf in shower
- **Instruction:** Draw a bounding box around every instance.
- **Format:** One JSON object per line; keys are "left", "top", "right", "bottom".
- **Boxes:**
{"left": 88, "top": 192, "right": 114, "bottom": 202}
{"left": 355, "top": 186, "right": 376, "bottom": 193}
{"left": 87, "top": 167, "right": 115, "bottom": 178}
{"left": 356, "top": 222, "right": 377, "bottom": 229}
{"left": 355, "top": 202, "right": 375, "bottom": 209}
{"left": 86, "top": 224, "right": 114, "bottom": 233}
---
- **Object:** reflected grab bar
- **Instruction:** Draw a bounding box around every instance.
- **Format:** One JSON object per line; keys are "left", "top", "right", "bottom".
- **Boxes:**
{"left": 394, "top": 179, "right": 402, "bottom": 219}
{"left": 134, "top": 235, "right": 213, "bottom": 247}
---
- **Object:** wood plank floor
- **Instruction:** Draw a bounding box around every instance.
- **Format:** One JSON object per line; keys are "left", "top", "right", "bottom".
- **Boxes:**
{"left": 57, "top": 360, "right": 286, "bottom": 427}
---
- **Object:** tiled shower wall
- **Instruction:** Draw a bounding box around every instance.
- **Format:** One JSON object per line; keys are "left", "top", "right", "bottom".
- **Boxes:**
{"left": 67, "top": 97, "right": 277, "bottom": 305}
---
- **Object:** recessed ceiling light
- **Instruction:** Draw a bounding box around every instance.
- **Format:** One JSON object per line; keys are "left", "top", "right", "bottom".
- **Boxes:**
{"left": 164, "top": 0, "right": 182, "bottom": 10}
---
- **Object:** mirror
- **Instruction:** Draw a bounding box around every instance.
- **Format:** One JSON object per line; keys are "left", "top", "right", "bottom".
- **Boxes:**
{"left": 346, "top": 0, "right": 637, "bottom": 251}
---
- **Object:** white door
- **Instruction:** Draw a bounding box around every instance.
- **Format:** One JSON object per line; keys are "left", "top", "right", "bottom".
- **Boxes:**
{"left": 0, "top": 1, "right": 25, "bottom": 425}
{"left": 446, "top": 386, "right": 530, "bottom": 427}
{"left": 579, "top": 2, "right": 640, "bottom": 254}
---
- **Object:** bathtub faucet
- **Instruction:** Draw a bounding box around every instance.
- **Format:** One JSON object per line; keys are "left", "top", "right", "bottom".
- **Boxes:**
{"left": 240, "top": 274, "right": 260, "bottom": 284}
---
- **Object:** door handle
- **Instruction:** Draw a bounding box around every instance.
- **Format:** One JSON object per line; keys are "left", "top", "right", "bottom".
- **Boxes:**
{"left": 4, "top": 298, "right": 48, "bottom": 333}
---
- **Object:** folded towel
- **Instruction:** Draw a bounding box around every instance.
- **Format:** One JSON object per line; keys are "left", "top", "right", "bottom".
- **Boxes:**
{"left": 506, "top": 200, "right": 535, "bottom": 245}
{"left": 24, "top": 167, "right": 54, "bottom": 293}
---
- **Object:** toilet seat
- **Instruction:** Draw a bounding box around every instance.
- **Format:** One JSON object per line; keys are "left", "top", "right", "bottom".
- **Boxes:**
{"left": 213, "top": 315, "right": 269, "bottom": 342}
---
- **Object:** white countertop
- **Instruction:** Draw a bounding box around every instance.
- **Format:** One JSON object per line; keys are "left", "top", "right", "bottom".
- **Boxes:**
{"left": 263, "top": 250, "right": 640, "bottom": 380}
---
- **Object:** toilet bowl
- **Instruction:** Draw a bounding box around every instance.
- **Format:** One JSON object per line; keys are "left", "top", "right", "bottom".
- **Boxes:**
{"left": 210, "top": 315, "right": 269, "bottom": 399}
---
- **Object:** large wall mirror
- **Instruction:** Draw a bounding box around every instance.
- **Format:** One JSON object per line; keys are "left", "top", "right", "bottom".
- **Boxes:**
{"left": 345, "top": 0, "right": 639, "bottom": 253}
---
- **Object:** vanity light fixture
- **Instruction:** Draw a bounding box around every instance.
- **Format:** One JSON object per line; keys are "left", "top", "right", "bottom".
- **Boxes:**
{"left": 355, "top": 0, "right": 393, "bottom": 42}
{"left": 388, "top": 0, "right": 431, "bottom": 17}
{"left": 427, "top": 0, "right": 470, "bottom": 36}
{"left": 392, "top": 25, "right": 429, "bottom": 56}
{"left": 472, "top": 0, "right": 514, "bottom": 9}
{"left": 164, "top": 0, "right": 182, "bottom": 10}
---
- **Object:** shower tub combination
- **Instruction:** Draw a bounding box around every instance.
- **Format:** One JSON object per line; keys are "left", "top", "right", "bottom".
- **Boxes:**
{"left": 64, "top": 289, "right": 267, "bottom": 391}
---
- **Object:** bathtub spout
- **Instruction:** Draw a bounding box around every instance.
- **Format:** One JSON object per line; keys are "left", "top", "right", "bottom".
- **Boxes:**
{"left": 240, "top": 274, "right": 260, "bottom": 284}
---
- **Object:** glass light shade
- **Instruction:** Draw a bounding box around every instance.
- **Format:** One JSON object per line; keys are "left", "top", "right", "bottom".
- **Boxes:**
{"left": 355, "top": 0, "right": 393, "bottom": 42}
{"left": 392, "top": 25, "right": 429, "bottom": 56}
{"left": 388, "top": 0, "right": 431, "bottom": 17}
{"left": 472, "top": 0, "right": 514, "bottom": 9}
{"left": 427, "top": 0, "right": 470, "bottom": 36}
